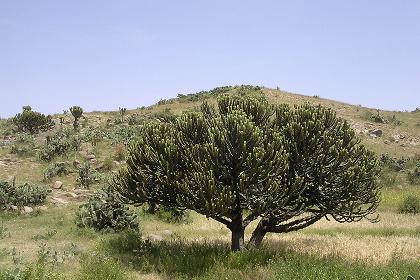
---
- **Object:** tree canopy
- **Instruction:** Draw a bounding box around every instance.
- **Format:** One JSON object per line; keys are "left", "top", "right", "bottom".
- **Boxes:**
{"left": 116, "top": 94, "right": 380, "bottom": 251}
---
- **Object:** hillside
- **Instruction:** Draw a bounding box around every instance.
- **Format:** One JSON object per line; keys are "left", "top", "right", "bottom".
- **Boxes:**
{"left": 0, "top": 86, "right": 419, "bottom": 279}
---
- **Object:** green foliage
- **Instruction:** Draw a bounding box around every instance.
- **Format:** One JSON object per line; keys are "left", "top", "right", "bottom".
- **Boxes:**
{"left": 399, "top": 195, "right": 420, "bottom": 214}
{"left": 379, "top": 153, "right": 408, "bottom": 171}
{"left": 369, "top": 110, "right": 388, "bottom": 123}
{"left": 12, "top": 106, "right": 54, "bottom": 134}
{"left": 0, "top": 180, "right": 48, "bottom": 209}
{"left": 0, "top": 261, "right": 61, "bottom": 280}
{"left": 83, "top": 127, "right": 105, "bottom": 146}
{"left": 126, "top": 114, "right": 144, "bottom": 125}
{"left": 76, "top": 162, "right": 95, "bottom": 189}
{"left": 69, "top": 106, "right": 83, "bottom": 130}
{"left": 106, "top": 125, "right": 140, "bottom": 145}
{"left": 38, "top": 128, "right": 80, "bottom": 161}
{"left": 43, "top": 162, "right": 71, "bottom": 181}
{"left": 408, "top": 166, "right": 420, "bottom": 185}
{"left": 10, "top": 133, "right": 35, "bottom": 157}
{"left": 116, "top": 94, "right": 380, "bottom": 250}
{"left": 177, "top": 85, "right": 261, "bottom": 103}
{"left": 151, "top": 108, "right": 176, "bottom": 123}
{"left": 141, "top": 205, "right": 191, "bottom": 224}
{"left": 76, "top": 254, "right": 129, "bottom": 280}
{"left": 75, "top": 188, "right": 139, "bottom": 232}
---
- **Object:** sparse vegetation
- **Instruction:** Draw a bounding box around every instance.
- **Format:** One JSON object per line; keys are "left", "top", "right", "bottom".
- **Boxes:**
{"left": 38, "top": 128, "right": 80, "bottom": 161}
{"left": 12, "top": 106, "right": 54, "bottom": 134}
{"left": 0, "top": 86, "right": 419, "bottom": 279}
{"left": 0, "top": 180, "right": 48, "bottom": 209}
{"left": 399, "top": 195, "right": 420, "bottom": 214}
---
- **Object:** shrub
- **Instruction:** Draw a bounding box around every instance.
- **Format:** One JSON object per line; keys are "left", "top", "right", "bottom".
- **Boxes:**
{"left": 38, "top": 129, "right": 80, "bottom": 161}
{"left": 76, "top": 162, "right": 95, "bottom": 189}
{"left": 75, "top": 189, "right": 138, "bottom": 232}
{"left": 151, "top": 108, "right": 176, "bottom": 123}
{"left": 399, "top": 195, "right": 420, "bottom": 214}
{"left": 127, "top": 114, "right": 144, "bottom": 125}
{"left": 43, "top": 162, "right": 71, "bottom": 181}
{"left": 83, "top": 127, "right": 105, "bottom": 147}
{"left": 407, "top": 167, "right": 420, "bottom": 185}
{"left": 10, "top": 133, "right": 35, "bottom": 157}
{"left": 12, "top": 106, "right": 54, "bottom": 134}
{"left": 106, "top": 126, "right": 140, "bottom": 145}
{"left": 379, "top": 153, "right": 407, "bottom": 171}
{"left": 113, "top": 144, "right": 125, "bottom": 161}
{"left": 155, "top": 206, "right": 191, "bottom": 224}
{"left": 0, "top": 180, "right": 48, "bottom": 209}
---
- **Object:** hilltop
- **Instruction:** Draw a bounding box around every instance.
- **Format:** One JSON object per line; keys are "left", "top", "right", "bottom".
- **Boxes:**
{"left": 0, "top": 85, "right": 419, "bottom": 279}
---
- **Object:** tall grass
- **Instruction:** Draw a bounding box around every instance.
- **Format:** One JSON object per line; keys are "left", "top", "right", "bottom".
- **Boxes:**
{"left": 98, "top": 231, "right": 420, "bottom": 280}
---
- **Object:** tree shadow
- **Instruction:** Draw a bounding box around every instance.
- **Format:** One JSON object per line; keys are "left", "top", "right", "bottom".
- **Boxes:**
{"left": 101, "top": 231, "right": 278, "bottom": 278}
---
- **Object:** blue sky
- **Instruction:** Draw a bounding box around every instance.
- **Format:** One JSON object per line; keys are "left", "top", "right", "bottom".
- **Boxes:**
{"left": 1, "top": 0, "right": 419, "bottom": 117}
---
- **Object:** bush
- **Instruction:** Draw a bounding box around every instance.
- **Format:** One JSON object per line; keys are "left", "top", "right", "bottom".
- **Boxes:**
{"left": 43, "top": 162, "right": 71, "bottom": 181}
{"left": 12, "top": 106, "right": 54, "bottom": 134}
{"left": 369, "top": 110, "right": 388, "bottom": 124}
{"left": 75, "top": 189, "right": 138, "bottom": 232}
{"left": 38, "top": 129, "right": 80, "bottom": 161}
{"left": 76, "top": 162, "right": 95, "bottom": 189}
{"left": 407, "top": 165, "right": 420, "bottom": 185}
{"left": 379, "top": 153, "right": 407, "bottom": 171}
{"left": 154, "top": 206, "right": 191, "bottom": 224}
{"left": 399, "top": 195, "right": 420, "bottom": 214}
{"left": 151, "top": 109, "right": 176, "bottom": 123}
{"left": 83, "top": 127, "right": 105, "bottom": 146}
{"left": 10, "top": 133, "right": 35, "bottom": 157}
{"left": 106, "top": 126, "right": 140, "bottom": 145}
{"left": 0, "top": 180, "right": 48, "bottom": 209}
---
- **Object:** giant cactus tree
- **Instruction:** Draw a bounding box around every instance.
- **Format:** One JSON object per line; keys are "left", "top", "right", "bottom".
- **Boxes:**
{"left": 70, "top": 106, "right": 83, "bottom": 130}
{"left": 116, "top": 94, "right": 380, "bottom": 251}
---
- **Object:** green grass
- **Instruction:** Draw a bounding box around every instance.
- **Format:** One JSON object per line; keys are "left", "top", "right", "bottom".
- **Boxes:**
{"left": 97, "top": 231, "right": 420, "bottom": 280}
{"left": 379, "top": 187, "right": 420, "bottom": 212}
{"left": 303, "top": 226, "right": 420, "bottom": 238}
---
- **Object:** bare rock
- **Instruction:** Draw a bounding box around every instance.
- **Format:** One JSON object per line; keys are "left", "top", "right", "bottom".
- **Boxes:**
{"left": 369, "top": 129, "right": 382, "bottom": 137}
{"left": 37, "top": 206, "right": 48, "bottom": 211}
{"left": 53, "top": 181, "right": 63, "bottom": 189}
{"left": 10, "top": 205, "right": 18, "bottom": 211}
{"left": 23, "top": 206, "right": 33, "bottom": 214}
{"left": 65, "top": 192, "right": 79, "bottom": 198}
{"left": 51, "top": 197, "right": 69, "bottom": 205}
{"left": 86, "top": 154, "right": 96, "bottom": 160}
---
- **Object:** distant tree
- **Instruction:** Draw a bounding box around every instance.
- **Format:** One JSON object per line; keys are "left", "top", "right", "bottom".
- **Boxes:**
{"left": 116, "top": 95, "right": 380, "bottom": 251}
{"left": 12, "top": 106, "right": 54, "bottom": 134}
{"left": 119, "top": 107, "right": 127, "bottom": 122}
{"left": 69, "top": 106, "right": 83, "bottom": 130}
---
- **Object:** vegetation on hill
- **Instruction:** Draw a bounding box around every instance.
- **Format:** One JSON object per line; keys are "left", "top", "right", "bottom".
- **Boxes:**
{"left": 0, "top": 85, "right": 419, "bottom": 279}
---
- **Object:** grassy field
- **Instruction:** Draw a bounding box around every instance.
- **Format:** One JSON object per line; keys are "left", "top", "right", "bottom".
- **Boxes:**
{"left": 1, "top": 86, "right": 419, "bottom": 279}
